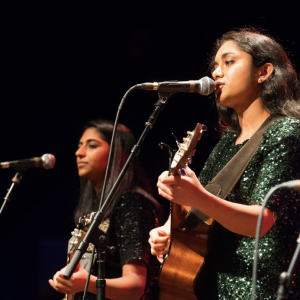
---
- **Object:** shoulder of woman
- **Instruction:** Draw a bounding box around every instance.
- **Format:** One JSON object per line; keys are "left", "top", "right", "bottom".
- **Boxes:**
{"left": 114, "top": 190, "right": 156, "bottom": 212}
{"left": 210, "top": 131, "right": 237, "bottom": 154}
{"left": 263, "top": 116, "right": 300, "bottom": 142}
{"left": 110, "top": 191, "right": 159, "bottom": 229}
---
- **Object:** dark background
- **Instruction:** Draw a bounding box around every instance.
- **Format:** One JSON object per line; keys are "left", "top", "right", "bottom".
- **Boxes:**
{"left": 0, "top": 1, "right": 299, "bottom": 299}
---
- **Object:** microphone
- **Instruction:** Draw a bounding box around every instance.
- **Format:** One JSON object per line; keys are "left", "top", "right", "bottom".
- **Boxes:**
{"left": 136, "top": 76, "right": 216, "bottom": 95}
{"left": 0, "top": 154, "right": 56, "bottom": 170}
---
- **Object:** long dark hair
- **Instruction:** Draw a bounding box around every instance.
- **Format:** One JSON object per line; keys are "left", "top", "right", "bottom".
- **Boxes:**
{"left": 74, "top": 119, "right": 160, "bottom": 222}
{"left": 210, "top": 28, "right": 300, "bottom": 134}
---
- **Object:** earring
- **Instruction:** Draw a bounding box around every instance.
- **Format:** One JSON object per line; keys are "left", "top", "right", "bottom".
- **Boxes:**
{"left": 258, "top": 78, "right": 262, "bottom": 83}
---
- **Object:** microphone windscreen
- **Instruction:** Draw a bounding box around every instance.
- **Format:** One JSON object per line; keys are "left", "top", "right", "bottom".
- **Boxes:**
{"left": 199, "top": 77, "right": 215, "bottom": 95}
{"left": 41, "top": 154, "right": 56, "bottom": 169}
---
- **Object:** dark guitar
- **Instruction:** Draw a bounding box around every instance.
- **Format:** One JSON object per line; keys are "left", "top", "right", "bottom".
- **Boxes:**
{"left": 158, "top": 123, "right": 213, "bottom": 300}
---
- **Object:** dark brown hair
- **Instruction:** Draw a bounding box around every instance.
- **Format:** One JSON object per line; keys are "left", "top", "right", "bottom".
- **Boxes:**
{"left": 74, "top": 119, "right": 160, "bottom": 222}
{"left": 210, "top": 28, "right": 300, "bottom": 134}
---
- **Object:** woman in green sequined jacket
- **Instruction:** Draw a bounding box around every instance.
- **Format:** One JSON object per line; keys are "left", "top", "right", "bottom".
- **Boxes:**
{"left": 149, "top": 29, "right": 300, "bottom": 299}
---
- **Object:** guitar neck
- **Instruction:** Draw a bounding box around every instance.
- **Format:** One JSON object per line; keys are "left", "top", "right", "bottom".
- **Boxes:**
{"left": 66, "top": 224, "right": 89, "bottom": 300}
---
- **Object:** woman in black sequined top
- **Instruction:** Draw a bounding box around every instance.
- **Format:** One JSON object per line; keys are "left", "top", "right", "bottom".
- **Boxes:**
{"left": 49, "top": 119, "right": 160, "bottom": 300}
{"left": 150, "top": 29, "right": 300, "bottom": 299}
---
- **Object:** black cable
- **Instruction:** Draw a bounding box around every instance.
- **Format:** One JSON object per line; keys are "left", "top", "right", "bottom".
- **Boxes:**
{"left": 99, "top": 84, "right": 137, "bottom": 209}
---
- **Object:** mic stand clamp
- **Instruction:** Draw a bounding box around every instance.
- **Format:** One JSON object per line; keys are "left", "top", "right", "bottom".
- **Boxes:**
{"left": 64, "top": 92, "right": 176, "bottom": 299}
{"left": 0, "top": 171, "right": 24, "bottom": 217}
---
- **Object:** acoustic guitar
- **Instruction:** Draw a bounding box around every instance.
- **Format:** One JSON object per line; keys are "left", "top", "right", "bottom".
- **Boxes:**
{"left": 158, "top": 123, "right": 213, "bottom": 300}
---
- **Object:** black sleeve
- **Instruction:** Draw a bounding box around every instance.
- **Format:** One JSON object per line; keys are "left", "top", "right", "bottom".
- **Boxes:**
{"left": 112, "top": 192, "right": 158, "bottom": 266}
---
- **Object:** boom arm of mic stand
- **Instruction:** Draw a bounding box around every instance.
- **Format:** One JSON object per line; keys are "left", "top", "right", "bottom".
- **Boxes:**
{"left": 63, "top": 91, "right": 175, "bottom": 280}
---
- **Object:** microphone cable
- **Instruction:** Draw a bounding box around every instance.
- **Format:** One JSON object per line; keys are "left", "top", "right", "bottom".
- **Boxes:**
{"left": 99, "top": 84, "right": 138, "bottom": 210}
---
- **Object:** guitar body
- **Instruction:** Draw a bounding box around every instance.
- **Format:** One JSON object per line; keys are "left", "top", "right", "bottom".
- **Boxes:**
{"left": 158, "top": 124, "right": 213, "bottom": 300}
{"left": 159, "top": 204, "right": 213, "bottom": 300}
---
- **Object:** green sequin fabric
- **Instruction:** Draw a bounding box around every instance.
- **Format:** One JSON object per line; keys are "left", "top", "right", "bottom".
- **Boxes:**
{"left": 199, "top": 116, "right": 300, "bottom": 299}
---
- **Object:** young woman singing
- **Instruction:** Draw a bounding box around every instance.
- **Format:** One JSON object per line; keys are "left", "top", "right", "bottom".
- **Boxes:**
{"left": 149, "top": 29, "right": 300, "bottom": 299}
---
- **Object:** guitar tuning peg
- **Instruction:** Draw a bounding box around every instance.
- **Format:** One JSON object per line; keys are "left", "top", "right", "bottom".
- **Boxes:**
{"left": 179, "top": 143, "right": 188, "bottom": 151}
{"left": 202, "top": 125, "right": 208, "bottom": 131}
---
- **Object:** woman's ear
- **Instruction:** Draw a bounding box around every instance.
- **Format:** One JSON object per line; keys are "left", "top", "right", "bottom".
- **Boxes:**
{"left": 258, "top": 63, "right": 274, "bottom": 83}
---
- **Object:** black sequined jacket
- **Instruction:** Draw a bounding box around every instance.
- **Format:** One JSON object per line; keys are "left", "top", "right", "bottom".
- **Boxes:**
{"left": 75, "top": 191, "right": 160, "bottom": 300}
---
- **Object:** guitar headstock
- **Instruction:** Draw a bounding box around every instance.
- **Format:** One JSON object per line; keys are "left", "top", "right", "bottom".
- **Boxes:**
{"left": 67, "top": 213, "right": 95, "bottom": 257}
{"left": 170, "top": 123, "right": 207, "bottom": 176}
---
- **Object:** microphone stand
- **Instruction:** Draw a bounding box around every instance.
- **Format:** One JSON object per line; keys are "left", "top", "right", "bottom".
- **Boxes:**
{"left": 0, "top": 171, "right": 23, "bottom": 218}
{"left": 276, "top": 234, "right": 300, "bottom": 300}
{"left": 64, "top": 92, "right": 175, "bottom": 300}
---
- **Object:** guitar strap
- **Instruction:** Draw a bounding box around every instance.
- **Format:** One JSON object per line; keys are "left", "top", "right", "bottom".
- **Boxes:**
{"left": 178, "top": 114, "right": 283, "bottom": 231}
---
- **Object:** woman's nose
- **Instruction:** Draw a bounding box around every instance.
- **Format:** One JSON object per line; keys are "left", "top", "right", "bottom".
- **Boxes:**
{"left": 75, "top": 146, "right": 85, "bottom": 157}
{"left": 212, "top": 66, "right": 223, "bottom": 80}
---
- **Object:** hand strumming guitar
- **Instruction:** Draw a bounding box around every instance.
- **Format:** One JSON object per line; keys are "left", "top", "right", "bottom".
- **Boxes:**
{"left": 149, "top": 217, "right": 171, "bottom": 263}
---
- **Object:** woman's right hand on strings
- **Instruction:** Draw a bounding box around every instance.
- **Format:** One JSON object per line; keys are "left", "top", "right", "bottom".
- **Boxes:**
{"left": 149, "top": 226, "right": 171, "bottom": 263}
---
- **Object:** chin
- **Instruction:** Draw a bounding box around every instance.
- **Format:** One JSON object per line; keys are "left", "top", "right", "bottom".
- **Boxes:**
{"left": 216, "top": 98, "right": 228, "bottom": 107}
{"left": 216, "top": 97, "right": 235, "bottom": 109}
{"left": 78, "top": 170, "right": 89, "bottom": 179}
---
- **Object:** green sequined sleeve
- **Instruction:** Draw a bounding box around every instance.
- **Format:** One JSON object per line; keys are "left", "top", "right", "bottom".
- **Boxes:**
{"left": 199, "top": 117, "right": 300, "bottom": 219}
{"left": 249, "top": 118, "right": 300, "bottom": 219}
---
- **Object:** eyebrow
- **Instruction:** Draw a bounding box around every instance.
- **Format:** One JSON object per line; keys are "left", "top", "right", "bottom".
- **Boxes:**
{"left": 78, "top": 139, "right": 101, "bottom": 145}
{"left": 214, "top": 51, "right": 237, "bottom": 67}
